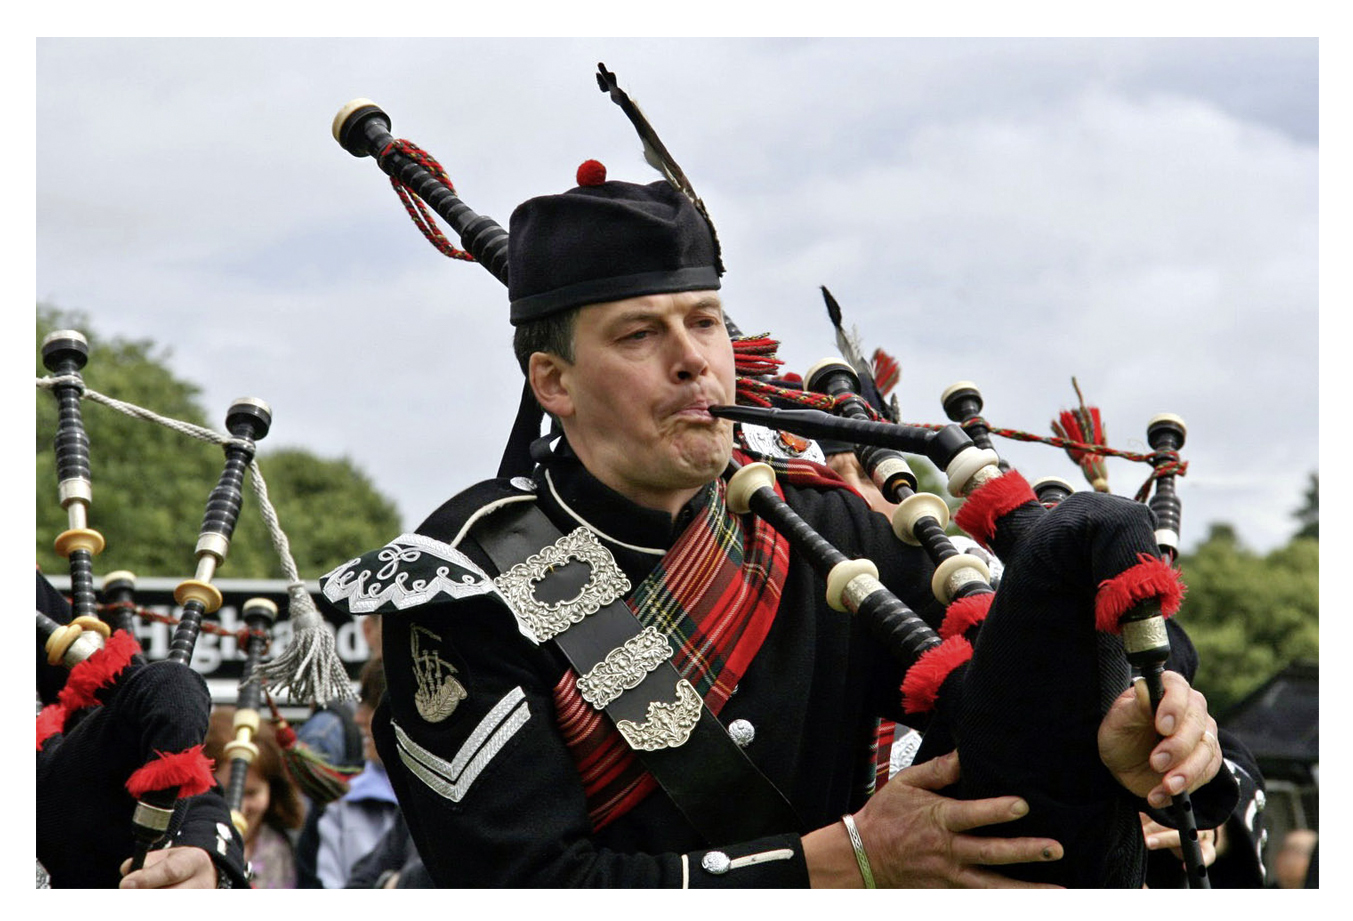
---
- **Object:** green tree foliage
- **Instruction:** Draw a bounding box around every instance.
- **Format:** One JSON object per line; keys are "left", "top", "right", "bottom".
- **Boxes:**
{"left": 228, "top": 449, "right": 401, "bottom": 579}
{"left": 37, "top": 306, "right": 400, "bottom": 581}
{"left": 1293, "top": 472, "right": 1318, "bottom": 541}
{"left": 1175, "top": 523, "right": 1318, "bottom": 713}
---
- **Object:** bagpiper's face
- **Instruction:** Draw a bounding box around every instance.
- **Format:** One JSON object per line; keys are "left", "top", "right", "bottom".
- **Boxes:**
{"left": 532, "top": 289, "right": 735, "bottom": 516}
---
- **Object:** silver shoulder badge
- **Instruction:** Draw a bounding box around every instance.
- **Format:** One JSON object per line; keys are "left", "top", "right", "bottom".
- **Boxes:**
{"left": 320, "top": 533, "right": 497, "bottom": 615}
{"left": 411, "top": 625, "right": 468, "bottom": 723}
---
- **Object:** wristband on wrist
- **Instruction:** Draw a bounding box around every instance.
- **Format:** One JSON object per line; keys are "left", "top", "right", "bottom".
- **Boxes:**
{"left": 841, "top": 813, "right": 876, "bottom": 888}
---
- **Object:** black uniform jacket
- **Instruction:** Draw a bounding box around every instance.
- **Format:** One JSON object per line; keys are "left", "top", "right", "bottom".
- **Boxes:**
{"left": 320, "top": 449, "right": 944, "bottom": 887}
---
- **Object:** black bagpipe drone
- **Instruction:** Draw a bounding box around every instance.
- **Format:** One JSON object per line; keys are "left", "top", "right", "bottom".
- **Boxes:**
{"left": 331, "top": 65, "right": 1214, "bottom": 889}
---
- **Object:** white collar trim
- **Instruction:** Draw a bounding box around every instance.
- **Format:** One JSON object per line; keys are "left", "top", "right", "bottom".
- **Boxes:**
{"left": 544, "top": 468, "right": 667, "bottom": 556}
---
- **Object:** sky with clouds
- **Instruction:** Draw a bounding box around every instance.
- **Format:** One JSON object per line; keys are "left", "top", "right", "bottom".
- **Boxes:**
{"left": 33, "top": 36, "right": 1320, "bottom": 558}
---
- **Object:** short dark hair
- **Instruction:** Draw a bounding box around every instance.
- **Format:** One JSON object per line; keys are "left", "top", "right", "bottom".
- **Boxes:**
{"left": 512, "top": 305, "right": 580, "bottom": 374}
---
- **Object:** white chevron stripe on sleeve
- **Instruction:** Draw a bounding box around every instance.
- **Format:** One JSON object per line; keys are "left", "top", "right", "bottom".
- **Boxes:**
{"left": 393, "top": 686, "right": 530, "bottom": 803}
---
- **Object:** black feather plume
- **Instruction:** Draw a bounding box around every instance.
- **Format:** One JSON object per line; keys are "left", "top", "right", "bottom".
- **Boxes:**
{"left": 596, "top": 63, "right": 725, "bottom": 275}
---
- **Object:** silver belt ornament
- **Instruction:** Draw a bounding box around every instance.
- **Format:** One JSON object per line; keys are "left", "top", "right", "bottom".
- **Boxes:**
{"left": 494, "top": 527, "right": 699, "bottom": 751}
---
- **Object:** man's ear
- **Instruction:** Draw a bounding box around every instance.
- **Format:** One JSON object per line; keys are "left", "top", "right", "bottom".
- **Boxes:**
{"left": 529, "top": 352, "right": 575, "bottom": 420}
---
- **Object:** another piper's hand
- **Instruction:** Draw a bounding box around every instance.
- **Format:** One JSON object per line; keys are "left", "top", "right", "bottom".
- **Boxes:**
{"left": 805, "top": 750, "right": 1064, "bottom": 888}
{"left": 1140, "top": 813, "right": 1225, "bottom": 867}
{"left": 824, "top": 452, "right": 899, "bottom": 518}
{"left": 119, "top": 846, "right": 218, "bottom": 889}
{"left": 1098, "top": 671, "right": 1223, "bottom": 807}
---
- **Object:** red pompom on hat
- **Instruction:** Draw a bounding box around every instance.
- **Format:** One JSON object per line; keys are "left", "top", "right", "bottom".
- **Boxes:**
{"left": 576, "top": 160, "right": 607, "bottom": 187}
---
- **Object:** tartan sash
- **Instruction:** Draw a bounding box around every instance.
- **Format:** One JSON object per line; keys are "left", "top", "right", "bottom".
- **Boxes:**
{"left": 554, "top": 449, "right": 849, "bottom": 830}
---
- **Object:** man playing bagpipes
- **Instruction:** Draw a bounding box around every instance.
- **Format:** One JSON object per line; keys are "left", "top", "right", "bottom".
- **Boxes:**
{"left": 317, "top": 160, "right": 1238, "bottom": 888}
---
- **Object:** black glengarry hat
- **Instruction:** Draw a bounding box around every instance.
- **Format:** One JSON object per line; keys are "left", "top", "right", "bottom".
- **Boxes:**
{"left": 507, "top": 161, "right": 721, "bottom": 325}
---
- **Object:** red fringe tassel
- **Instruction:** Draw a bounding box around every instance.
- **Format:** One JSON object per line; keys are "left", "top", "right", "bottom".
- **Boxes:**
{"left": 871, "top": 348, "right": 900, "bottom": 397}
{"left": 732, "top": 335, "right": 785, "bottom": 378}
{"left": 125, "top": 745, "right": 216, "bottom": 799}
{"left": 36, "top": 630, "right": 144, "bottom": 752}
{"left": 36, "top": 703, "right": 67, "bottom": 751}
{"left": 901, "top": 636, "right": 973, "bottom": 715}
{"left": 953, "top": 469, "right": 1037, "bottom": 548}
{"left": 1094, "top": 553, "right": 1186, "bottom": 633}
{"left": 939, "top": 592, "right": 994, "bottom": 640}
{"left": 56, "top": 630, "right": 142, "bottom": 712}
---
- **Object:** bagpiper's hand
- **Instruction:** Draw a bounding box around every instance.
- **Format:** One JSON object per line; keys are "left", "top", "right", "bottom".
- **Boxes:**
{"left": 1140, "top": 813, "right": 1224, "bottom": 866}
{"left": 119, "top": 846, "right": 219, "bottom": 889}
{"left": 824, "top": 452, "right": 899, "bottom": 518}
{"left": 1099, "top": 671, "right": 1223, "bottom": 806}
{"left": 834, "top": 750, "right": 1065, "bottom": 888}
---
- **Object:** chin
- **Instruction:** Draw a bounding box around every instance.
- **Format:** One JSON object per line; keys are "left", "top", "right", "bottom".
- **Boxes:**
{"left": 678, "top": 437, "right": 733, "bottom": 482}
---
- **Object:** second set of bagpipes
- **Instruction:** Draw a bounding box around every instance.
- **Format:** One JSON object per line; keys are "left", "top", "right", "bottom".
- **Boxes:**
{"left": 330, "top": 63, "right": 1211, "bottom": 887}
{"left": 35, "top": 330, "right": 360, "bottom": 883}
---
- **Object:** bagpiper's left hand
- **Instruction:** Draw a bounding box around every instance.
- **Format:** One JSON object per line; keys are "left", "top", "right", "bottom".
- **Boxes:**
{"left": 119, "top": 846, "right": 218, "bottom": 889}
{"left": 1141, "top": 813, "right": 1225, "bottom": 866}
{"left": 1098, "top": 670, "right": 1223, "bottom": 807}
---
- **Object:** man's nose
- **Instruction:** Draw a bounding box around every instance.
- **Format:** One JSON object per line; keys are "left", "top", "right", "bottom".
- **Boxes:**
{"left": 671, "top": 327, "right": 710, "bottom": 380}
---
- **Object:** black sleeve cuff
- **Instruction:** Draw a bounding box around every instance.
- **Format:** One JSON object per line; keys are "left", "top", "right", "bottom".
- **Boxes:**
{"left": 172, "top": 790, "right": 252, "bottom": 888}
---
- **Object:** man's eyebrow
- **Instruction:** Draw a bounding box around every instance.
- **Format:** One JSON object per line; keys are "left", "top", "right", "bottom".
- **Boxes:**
{"left": 603, "top": 297, "right": 724, "bottom": 330}
{"left": 605, "top": 308, "right": 662, "bottom": 328}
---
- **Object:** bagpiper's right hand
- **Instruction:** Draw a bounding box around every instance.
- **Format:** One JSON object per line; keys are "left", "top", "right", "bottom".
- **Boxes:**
{"left": 852, "top": 750, "right": 1065, "bottom": 888}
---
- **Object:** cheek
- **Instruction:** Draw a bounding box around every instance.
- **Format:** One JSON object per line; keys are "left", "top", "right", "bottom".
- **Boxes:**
{"left": 579, "top": 376, "right": 652, "bottom": 434}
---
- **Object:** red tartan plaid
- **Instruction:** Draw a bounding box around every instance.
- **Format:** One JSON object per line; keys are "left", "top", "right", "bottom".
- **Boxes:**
{"left": 553, "top": 450, "right": 849, "bottom": 830}
{"left": 873, "top": 719, "right": 897, "bottom": 793}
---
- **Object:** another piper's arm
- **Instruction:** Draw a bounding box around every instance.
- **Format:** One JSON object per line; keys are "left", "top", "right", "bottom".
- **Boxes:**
{"left": 118, "top": 787, "right": 250, "bottom": 888}
{"left": 119, "top": 848, "right": 217, "bottom": 889}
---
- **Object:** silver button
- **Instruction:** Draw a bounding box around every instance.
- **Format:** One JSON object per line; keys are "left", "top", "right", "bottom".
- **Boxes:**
{"left": 701, "top": 851, "right": 731, "bottom": 874}
{"left": 1255, "top": 789, "right": 1267, "bottom": 811}
{"left": 728, "top": 718, "right": 755, "bottom": 747}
